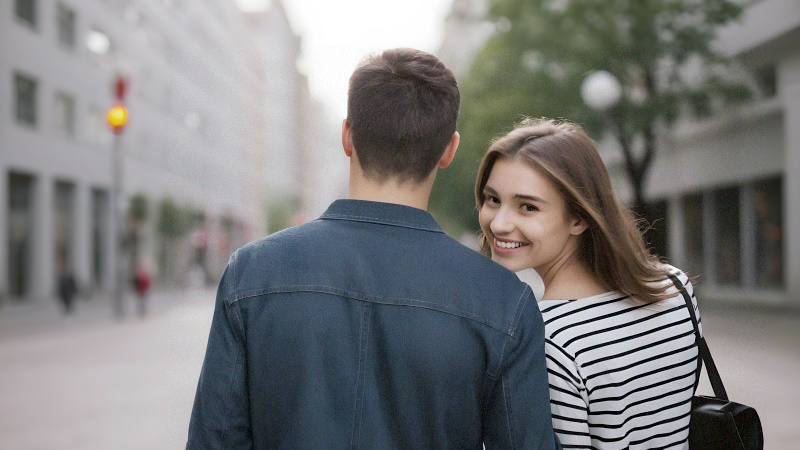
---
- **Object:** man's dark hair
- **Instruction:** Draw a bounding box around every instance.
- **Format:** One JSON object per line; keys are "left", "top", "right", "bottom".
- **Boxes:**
{"left": 347, "top": 48, "right": 460, "bottom": 183}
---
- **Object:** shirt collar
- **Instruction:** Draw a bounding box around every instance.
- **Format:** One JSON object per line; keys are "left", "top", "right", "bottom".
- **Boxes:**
{"left": 320, "top": 199, "right": 445, "bottom": 233}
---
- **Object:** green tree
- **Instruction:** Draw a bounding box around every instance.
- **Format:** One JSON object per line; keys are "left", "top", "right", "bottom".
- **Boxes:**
{"left": 127, "top": 193, "right": 150, "bottom": 271}
{"left": 158, "top": 197, "right": 192, "bottom": 238}
{"left": 128, "top": 193, "right": 149, "bottom": 225}
{"left": 431, "top": 0, "right": 750, "bottom": 233}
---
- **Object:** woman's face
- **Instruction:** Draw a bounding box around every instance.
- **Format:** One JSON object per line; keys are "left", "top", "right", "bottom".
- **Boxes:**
{"left": 478, "top": 157, "right": 586, "bottom": 274}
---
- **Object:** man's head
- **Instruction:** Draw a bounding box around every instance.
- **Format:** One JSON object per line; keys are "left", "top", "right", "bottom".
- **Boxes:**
{"left": 345, "top": 48, "right": 460, "bottom": 184}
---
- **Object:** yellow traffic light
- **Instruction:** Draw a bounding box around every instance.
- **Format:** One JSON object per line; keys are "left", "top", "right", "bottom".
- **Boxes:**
{"left": 107, "top": 104, "right": 128, "bottom": 134}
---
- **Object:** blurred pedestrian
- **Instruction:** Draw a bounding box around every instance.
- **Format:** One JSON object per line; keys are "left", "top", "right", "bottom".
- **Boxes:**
{"left": 56, "top": 252, "right": 77, "bottom": 315}
{"left": 133, "top": 264, "right": 151, "bottom": 317}
{"left": 187, "top": 49, "right": 559, "bottom": 449}
{"left": 476, "top": 118, "right": 700, "bottom": 448}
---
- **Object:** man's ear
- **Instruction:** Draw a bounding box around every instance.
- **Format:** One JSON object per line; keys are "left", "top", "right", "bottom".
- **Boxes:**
{"left": 569, "top": 216, "right": 589, "bottom": 236}
{"left": 342, "top": 119, "right": 354, "bottom": 157}
{"left": 437, "top": 131, "right": 460, "bottom": 169}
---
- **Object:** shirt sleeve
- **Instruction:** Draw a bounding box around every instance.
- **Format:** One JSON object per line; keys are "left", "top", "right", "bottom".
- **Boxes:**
{"left": 484, "top": 288, "right": 561, "bottom": 450}
{"left": 186, "top": 252, "right": 252, "bottom": 449}
{"left": 544, "top": 338, "right": 591, "bottom": 449}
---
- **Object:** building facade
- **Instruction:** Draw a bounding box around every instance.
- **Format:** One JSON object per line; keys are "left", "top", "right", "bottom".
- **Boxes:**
{"left": 645, "top": 0, "right": 800, "bottom": 306}
{"left": 0, "top": 0, "right": 308, "bottom": 305}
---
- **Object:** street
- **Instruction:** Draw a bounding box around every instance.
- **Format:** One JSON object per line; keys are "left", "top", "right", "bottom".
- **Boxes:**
{"left": 0, "top": 289, "right": 798, "bottom": 449}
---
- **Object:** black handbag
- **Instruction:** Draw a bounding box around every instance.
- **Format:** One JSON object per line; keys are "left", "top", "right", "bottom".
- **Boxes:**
{"left": 668, "top": 274, "right": 764, "bottom": 450}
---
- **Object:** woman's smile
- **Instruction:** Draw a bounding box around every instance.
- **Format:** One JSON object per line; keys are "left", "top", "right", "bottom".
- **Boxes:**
{"left": 492, "top": 238, "right": 530, "bottom": 253}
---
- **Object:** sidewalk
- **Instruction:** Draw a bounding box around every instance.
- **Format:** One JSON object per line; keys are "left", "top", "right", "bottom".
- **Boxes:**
{"left": 0, "top": 288, "right": 199, "bottom": 340}
{"left": 0, "top": 289, "right": 216, "bottom": 450}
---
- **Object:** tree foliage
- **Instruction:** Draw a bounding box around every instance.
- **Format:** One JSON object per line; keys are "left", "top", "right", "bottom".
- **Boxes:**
{"left": 158, "top": 197, "right": 199, "bottom": 238}
{"left": 128, "top": 193, "right": 149, "bottom": 224}
{"left": 431, "top": 0, "right": 750, "bottom": 233}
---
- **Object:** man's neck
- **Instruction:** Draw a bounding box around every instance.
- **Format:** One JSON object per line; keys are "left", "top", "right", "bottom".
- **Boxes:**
{"left": 348, "top": 171, "right": 435, "bottom": 211}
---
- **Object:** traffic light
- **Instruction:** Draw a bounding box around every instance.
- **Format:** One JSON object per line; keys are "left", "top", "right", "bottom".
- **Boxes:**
{"left": 107, "top": 76, "right": 128, "bottom": 135}
{"left": 107, "top": 105, "right": 128, "bottom": 134}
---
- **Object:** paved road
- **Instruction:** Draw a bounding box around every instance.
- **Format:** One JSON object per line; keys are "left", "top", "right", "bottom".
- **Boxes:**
{"left": 0, "top": 289, "right": 797, "bottom": 449}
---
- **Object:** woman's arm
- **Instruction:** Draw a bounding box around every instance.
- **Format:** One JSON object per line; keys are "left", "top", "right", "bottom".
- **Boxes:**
{"left": 544, "top": 338, "right": 591, "bottom": 449}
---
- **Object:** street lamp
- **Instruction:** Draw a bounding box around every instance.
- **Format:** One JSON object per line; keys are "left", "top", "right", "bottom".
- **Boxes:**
{"left": 580, "top": 70, "right": 622, "bottom": 112}
{"left": 107, "top": 76, "right": 129, "bottom": 318}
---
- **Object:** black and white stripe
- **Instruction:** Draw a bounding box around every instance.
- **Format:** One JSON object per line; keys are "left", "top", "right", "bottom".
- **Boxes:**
{"left": 538, "top": 268, "right": 700, "bottom": 449}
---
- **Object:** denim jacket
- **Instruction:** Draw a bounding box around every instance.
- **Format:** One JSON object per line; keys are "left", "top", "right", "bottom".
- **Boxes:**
{"left": 187, "top": 200, "right": 559, "bottom": 449}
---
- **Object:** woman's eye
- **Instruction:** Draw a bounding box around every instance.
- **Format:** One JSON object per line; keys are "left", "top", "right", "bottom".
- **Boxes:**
{"left": 486, "top": 196, "right": 500, "bottom": 205}
{"left": 522, "top": 204, "right": 538, "bottom": 212}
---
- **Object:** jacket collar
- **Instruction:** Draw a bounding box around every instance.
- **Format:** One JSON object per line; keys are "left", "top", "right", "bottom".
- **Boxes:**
{"left": 320, "top": 199, "right": 445, "bottom": 233}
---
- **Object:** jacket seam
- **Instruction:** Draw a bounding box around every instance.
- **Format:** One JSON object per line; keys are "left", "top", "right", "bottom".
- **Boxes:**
{"left": 320, "top": 213, "right": 444, "bottom": 233}
{"left": 230, "top": 285, "right": 514, "bottom": 336}
{"left": 219, "top": 249, "right": 241, "bottom": 447}
{"left": 508, "top": 285, "right": 533, "bottom": 339}
{"left": 351, "top": 303, "right": 371, "bottom": 448}
{"left": 489, "top": 286, "right": 532, "bottom": 378}
{"left": 502, "top": 376, "right": 518, "bottom": 449}
{"left": 223, "top": 249, "right": 239, "bottom": 305}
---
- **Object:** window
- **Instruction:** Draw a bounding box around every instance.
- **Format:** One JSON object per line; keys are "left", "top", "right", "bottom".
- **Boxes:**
{"left": 15, "top": 0, "right": 36, "bottom": 27}
{"left": 8, "top": 172, "right": 35, "bottom": 297}
{"left": 54, "top": 92, "right": 76, "bottom": 136}
{"left": 53, "top": 181, "right": 76, "bottom": 270}
{"left": 56, "top": 3, "right": 76, "bottom": 48}
{"left": 682, "top": 194, "right": 704, "bottom": 278}
{"left": 86, "top": 106, "right": 112, "bottom": 146}
{"left": 91, "top": 189, "right": 109, "bottom": 287}
{"left": 713, "top": 186, "right": 741, "bottom": 285}
{"left": 752, "top": 177, "right": 783, "bottom": 288}
{"left": 754, "top": 65, "right": 777, "bottom": 98}
{"left": 14, "top": 73, "right": 38, "bottom": 126}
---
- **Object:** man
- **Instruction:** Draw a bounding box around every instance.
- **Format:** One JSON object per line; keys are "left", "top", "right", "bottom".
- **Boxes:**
{"left": 187, "top": 48, "right": 558, "bottom": 449}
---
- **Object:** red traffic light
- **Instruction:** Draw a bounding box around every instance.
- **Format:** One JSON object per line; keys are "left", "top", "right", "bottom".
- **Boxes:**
{"left": 115, "top": 76, "right": 127, "bottom": 102}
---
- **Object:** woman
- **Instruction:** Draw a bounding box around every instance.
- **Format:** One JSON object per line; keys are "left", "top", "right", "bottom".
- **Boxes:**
{"left": 476, "top": 118, "right": 700, "bottom": 449}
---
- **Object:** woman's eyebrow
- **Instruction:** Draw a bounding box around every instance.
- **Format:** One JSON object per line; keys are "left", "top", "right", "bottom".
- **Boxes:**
{"left": 514, "top": 194, "right": 547, "bottom": 204}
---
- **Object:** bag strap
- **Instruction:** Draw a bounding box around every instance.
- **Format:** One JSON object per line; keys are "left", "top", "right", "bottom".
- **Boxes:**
{"left": 667, "top": 273, "right": 729, "bottom": 401}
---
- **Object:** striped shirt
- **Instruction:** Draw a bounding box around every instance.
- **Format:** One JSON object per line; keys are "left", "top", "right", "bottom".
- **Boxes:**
{"left": 537, "top": 268, "right": 700, "bottom": 449}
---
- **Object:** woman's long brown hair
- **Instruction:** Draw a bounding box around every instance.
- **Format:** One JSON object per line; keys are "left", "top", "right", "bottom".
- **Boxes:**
{"left": 475, "top": 118, "right": 673, "bottom": 303}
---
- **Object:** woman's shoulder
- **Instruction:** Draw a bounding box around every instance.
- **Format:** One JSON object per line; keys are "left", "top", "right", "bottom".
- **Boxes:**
{"left": 651, "top": 263, "right": 694, "bottom": 296}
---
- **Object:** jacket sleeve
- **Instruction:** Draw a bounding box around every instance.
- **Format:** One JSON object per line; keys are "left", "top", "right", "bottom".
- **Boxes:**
{"left": 186, "top": 252, "right": 252, "bottom": 449}
{"left": 484, "top": 288, "right": 561, "bottom": 450}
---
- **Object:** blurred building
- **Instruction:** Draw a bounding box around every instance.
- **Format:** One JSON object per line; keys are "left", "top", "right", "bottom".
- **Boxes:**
{"left": 245, "top": 3, "right": 347, "bottom": 228}
{"left": 0, "top": 0, "right": 315, "bottom": 305}
{"left": 645, "top": 0, "right": 800, "bottom": 307}
{"left": 439, "top": 0, "right": 800, "bottom": 307}
{"left": 437, "top": 0, "right": 495, "bottom": 78}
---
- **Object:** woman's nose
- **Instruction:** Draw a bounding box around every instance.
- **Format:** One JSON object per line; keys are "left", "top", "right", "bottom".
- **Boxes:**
{"left": 490, "top": 207, "right": 514, "bottom": 235}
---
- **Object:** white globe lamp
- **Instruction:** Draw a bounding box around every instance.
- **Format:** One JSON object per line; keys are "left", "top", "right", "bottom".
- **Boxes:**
{"left": 581, "top": 70, "right": 622, "bottom": 111}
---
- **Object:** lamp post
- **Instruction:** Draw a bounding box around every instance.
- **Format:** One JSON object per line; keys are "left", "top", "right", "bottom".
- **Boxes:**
{"left": 107, "top": 76, "right": 129, "bottom": 319}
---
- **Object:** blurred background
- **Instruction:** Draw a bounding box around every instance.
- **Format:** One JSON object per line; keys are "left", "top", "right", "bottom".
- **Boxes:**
{"left": 0, "top": 0, "right": 798, "bottom": 448}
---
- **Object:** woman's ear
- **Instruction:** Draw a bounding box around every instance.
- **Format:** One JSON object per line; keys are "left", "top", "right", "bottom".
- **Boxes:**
{"left": 569, "top": 216, "right": 589, "bottom": 236}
